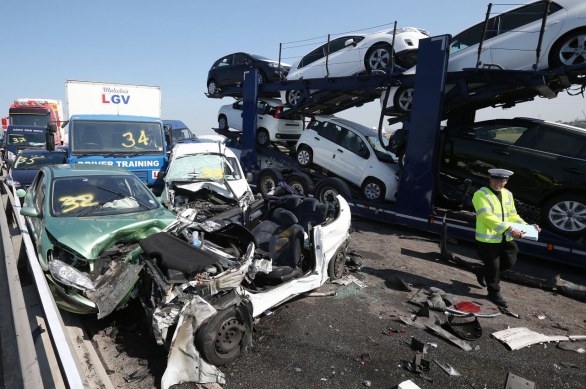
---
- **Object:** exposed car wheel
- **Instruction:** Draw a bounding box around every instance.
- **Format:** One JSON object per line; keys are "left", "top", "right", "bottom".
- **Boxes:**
{"left": 296, "top": 145, "right": 313, "bottom": 167}
{"left": 256, "top": 168, "right": 283, "bottom": 196}
{"left": 365, "top": 44, "right": 393, "bottom": 72}
{"left": 286, "top": 90, "right": 305, "bottom": 108}
{"left": 218, "top": 114, "right": 229, "bottom": 130}
{"left": 549, "top": 28, "right": 586, "bottom": 68}
{"left": 256, "top": 128, "right": 270, "bottom": 147}
{"left": 362, "top": 178, "right": 386, "bottom": 202}
{"left": 195, "top": 307, "right": 249, "bottom": 366}
{"left": 394, "top": 87, "right": 414, "bottom": 113}
{"left": 541, "top": 194, "right": 586, "bottom": 239}
{"left": 328, "top": 247, "right": 346, "bottom": 280}
{"left": 285, "top": 173, "right": 313, "bottom": 196}
{"left": 207, "top": 79, "right": 219, "bottom": 96}
{"left": 315, "top": 177, "right": 352, "bottom": 204}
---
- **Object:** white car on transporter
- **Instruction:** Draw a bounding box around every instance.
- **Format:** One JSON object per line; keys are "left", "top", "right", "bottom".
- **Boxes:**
{"left": 217, "top": 98, "right": 304, "bottom": 147}
{"left": 281, "top": 26, "right": 429, "bottom": 107}
{"left": 296, "top": 115, "right": 400, "bottom": 202}
{"left": 386, "top": 0, "right": 586, "bottom": 113}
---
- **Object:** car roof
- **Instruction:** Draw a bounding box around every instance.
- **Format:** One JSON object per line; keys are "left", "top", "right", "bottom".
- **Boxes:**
{"left": 313, "top": 115, "right": 377, "bottom": 137}
{"left": 171, "top": 141, "right": 237, "bottom": 158}
{"left": 43, "top": 164, "right": 134, "bottom": 178}
{"left": 472, "top": 117, "right": 586, "bottom": 134}
{"left": 19, "top": 148, "right": 67, "bottom": 155}
{"left": 163, "top": 119, "right": 189, "bottom": 130}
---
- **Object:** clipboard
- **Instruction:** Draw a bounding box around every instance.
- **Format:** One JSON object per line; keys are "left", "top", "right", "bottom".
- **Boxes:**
{"left": 508, "top": 222, "right": 539, "bottom": 241}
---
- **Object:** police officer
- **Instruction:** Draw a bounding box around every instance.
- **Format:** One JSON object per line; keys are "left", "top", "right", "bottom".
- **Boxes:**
{"left": 472, "top": 168, "right": 540, "bottom": 308}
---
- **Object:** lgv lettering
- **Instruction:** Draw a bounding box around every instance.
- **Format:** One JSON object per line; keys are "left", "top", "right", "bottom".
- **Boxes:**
{"left": 102, "top": 94, "right": 131, "bottom": 104}
{"left": 78, "top": 160, "right": 160, "bottom": 168}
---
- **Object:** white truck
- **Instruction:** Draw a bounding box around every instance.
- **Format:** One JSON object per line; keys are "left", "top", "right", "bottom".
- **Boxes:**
{"left": 65, "top": 80, "right": 167, "bottom": 186}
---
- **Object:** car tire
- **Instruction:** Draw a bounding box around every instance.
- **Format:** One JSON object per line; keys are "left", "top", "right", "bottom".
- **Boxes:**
{"left": 285, "top": 173, "right": 313, "bottom": 196}
{"left": 548, "top": 28, "right": 586, "bottom": 68}
{"left": 328, "top": 247, "right": 346, "bottom": 280}
{"left": 365, "top": 44, "right": 393, "bottom": 72}
{"left": 218, "top": 114, "right": 229, "bottom": 130}
{"left": 256, "top": 168, "right": 283, "bottom": 196}
{"left": 541, "top": 194, "right": 586, "bottom": 239}
{"left": 362, "top": 178, "right": 386, "bottom": 202}
{"left": 393, "top": 87, "right": 414, "bottom": 113}
{"left": 195, "top": 306, "right": 250, "bottom": 366}
{"left": 296, "top": 145, "right": 313, "bottom": 167}
{"left": 256, "top": 128, "right": 270, "bottom": 147}
{"left": 286, "top": 90, "right": 305, "bottom": 108}
{"left": 207, "top": 79, "right": 219, "bottom": 96}
{"left": 315, "top": 177, "right": 352, "bottom": 204}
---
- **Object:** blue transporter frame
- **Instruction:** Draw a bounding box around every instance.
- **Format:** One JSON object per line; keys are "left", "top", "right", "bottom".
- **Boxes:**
{"left": 237, "top": 35, "right": 586, "bottom": 268}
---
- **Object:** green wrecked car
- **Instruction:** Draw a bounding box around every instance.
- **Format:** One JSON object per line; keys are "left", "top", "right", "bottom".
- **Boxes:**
{"left": 17, "top": 164, "right": 176, "bottom": 318}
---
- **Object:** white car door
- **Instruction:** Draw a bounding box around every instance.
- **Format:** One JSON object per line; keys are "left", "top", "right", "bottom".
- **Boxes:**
{"left": 448, "top": 20, "right": 494, "bottom": 71}
{"left": 323, "top": 36, "right": 364, "bottom": 77}
{"left": 311, "top": 121, "right": 343, "bottom": 168}
{"left": 330, "top": 128, "right": 368, "bottom": 187}
{"left": 488, "top": 3, "right": 565, "bottom": 70}
{"left": 226, "top": 100, "right": 244, "bottom": 131}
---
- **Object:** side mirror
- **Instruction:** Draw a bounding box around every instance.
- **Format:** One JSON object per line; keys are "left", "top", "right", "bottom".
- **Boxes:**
{"left": 345, "top": 38, "right": 356, "bottom": 47}
{"left": 20, "top": 206, "right": 40, "bottom": 218}
{"left": 46, "top": 132, "right": 56, "bottom": 151}
{"left": 47, "top": 123, "right": 58, "bottom": 133}
{"left": 246, "top": 172, "right": 254, "bottom": 184}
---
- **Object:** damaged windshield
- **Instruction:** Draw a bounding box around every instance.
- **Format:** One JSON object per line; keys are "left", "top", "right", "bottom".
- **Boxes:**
{"left": 166, "top": 153, "right": 243, "bottom": 182}
{"left": 51, "top": 174, "right": 159, "bottom": 217}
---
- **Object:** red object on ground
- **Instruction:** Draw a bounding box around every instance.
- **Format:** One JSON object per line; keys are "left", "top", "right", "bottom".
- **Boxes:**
{"left": 454, "top": 301, "right": 481, "bottom": 313}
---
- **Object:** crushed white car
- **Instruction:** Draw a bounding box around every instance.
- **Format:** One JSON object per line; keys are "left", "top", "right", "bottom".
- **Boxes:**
{"left": 138, "top": 193, "right": 352, "bottom": 387}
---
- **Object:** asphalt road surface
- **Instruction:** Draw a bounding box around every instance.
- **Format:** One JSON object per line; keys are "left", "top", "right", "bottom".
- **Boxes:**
{"left": 89, "top": 217, "right": 586, "bottom": 389}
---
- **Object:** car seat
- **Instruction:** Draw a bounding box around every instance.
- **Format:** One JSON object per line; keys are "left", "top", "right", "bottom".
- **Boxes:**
{"left": 251, "top": 207, "right": 304, "bottom": 284}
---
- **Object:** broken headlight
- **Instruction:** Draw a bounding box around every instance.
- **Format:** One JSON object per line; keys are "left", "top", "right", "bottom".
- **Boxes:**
{"left": 48, "top": 260, "right": 96, "bottom": 291}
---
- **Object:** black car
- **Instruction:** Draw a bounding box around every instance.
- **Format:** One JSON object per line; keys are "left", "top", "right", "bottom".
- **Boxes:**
{"left": 393, "top": 117, "right": 586, "bottom": 239}
{"left": 4, "top": 148, "right": 68, "bottom": 190}
{"left": 206, "top": 52, "right": 289, "bottom": 97}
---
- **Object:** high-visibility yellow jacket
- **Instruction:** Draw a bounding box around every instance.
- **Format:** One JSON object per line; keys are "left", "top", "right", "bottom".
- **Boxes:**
{"left": 472, "top": 187, "right": 525, "bottom": 243}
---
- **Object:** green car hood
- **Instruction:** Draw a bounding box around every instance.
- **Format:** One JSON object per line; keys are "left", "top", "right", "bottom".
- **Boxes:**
{"left": 46, "top": 207, "right": 176, "bottom": 259}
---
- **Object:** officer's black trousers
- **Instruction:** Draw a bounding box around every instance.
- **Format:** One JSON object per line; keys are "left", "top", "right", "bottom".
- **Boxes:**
{"left": 476, "top": 240, "right": 519, "bottom": 294}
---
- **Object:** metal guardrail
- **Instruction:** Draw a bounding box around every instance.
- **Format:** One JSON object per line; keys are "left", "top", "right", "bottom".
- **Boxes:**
{"left": 0, "top": 177, "right": 113, "bottom": 388}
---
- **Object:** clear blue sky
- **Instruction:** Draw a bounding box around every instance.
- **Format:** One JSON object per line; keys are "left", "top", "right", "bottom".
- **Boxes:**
{"left": 2, "top": 0, "right": 585, "bottom": 135}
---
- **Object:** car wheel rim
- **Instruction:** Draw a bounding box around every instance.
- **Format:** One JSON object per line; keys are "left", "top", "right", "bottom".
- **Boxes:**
{"left": 398, "top": 89, "right": 413, "bottom": 111}
{"left": 258, "top": 131, "right": 268, "bottom": 145}
{"left": 208, "top": 82, "right": 217, "bottom": 95}
{"left": 288, "top": 90, "right": 302, "bottom": 106}
{"left": 297, "top": 150, "right": 309, "bottom": 165}
{"left": 261, "top": 177, "right": 276, "bottom": 194}
{"left": 214, "top": 318, "right": 245, "bottom": 356}
{"left": 331, "top": 250, "right": 345, "bottom": 279}
{"left": 289, "top": 181, "right": 305, "bottom": 195}
{"left": 548, "top": 200, "right": 586, "bottom": 233}
{"left": 219, "top": 117, "right": 227, "bottom": 129}
{"left": 321, "top": 188, "right": 339, "bottom": 202}
{"left": 369, "top": 48, "right": 391, "bottom": 70}
{"left": 364, "top": 183, "right": 381, "bottom": 200}
{"left": 558, "top": 34, "right": 586, "bottom": 66}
